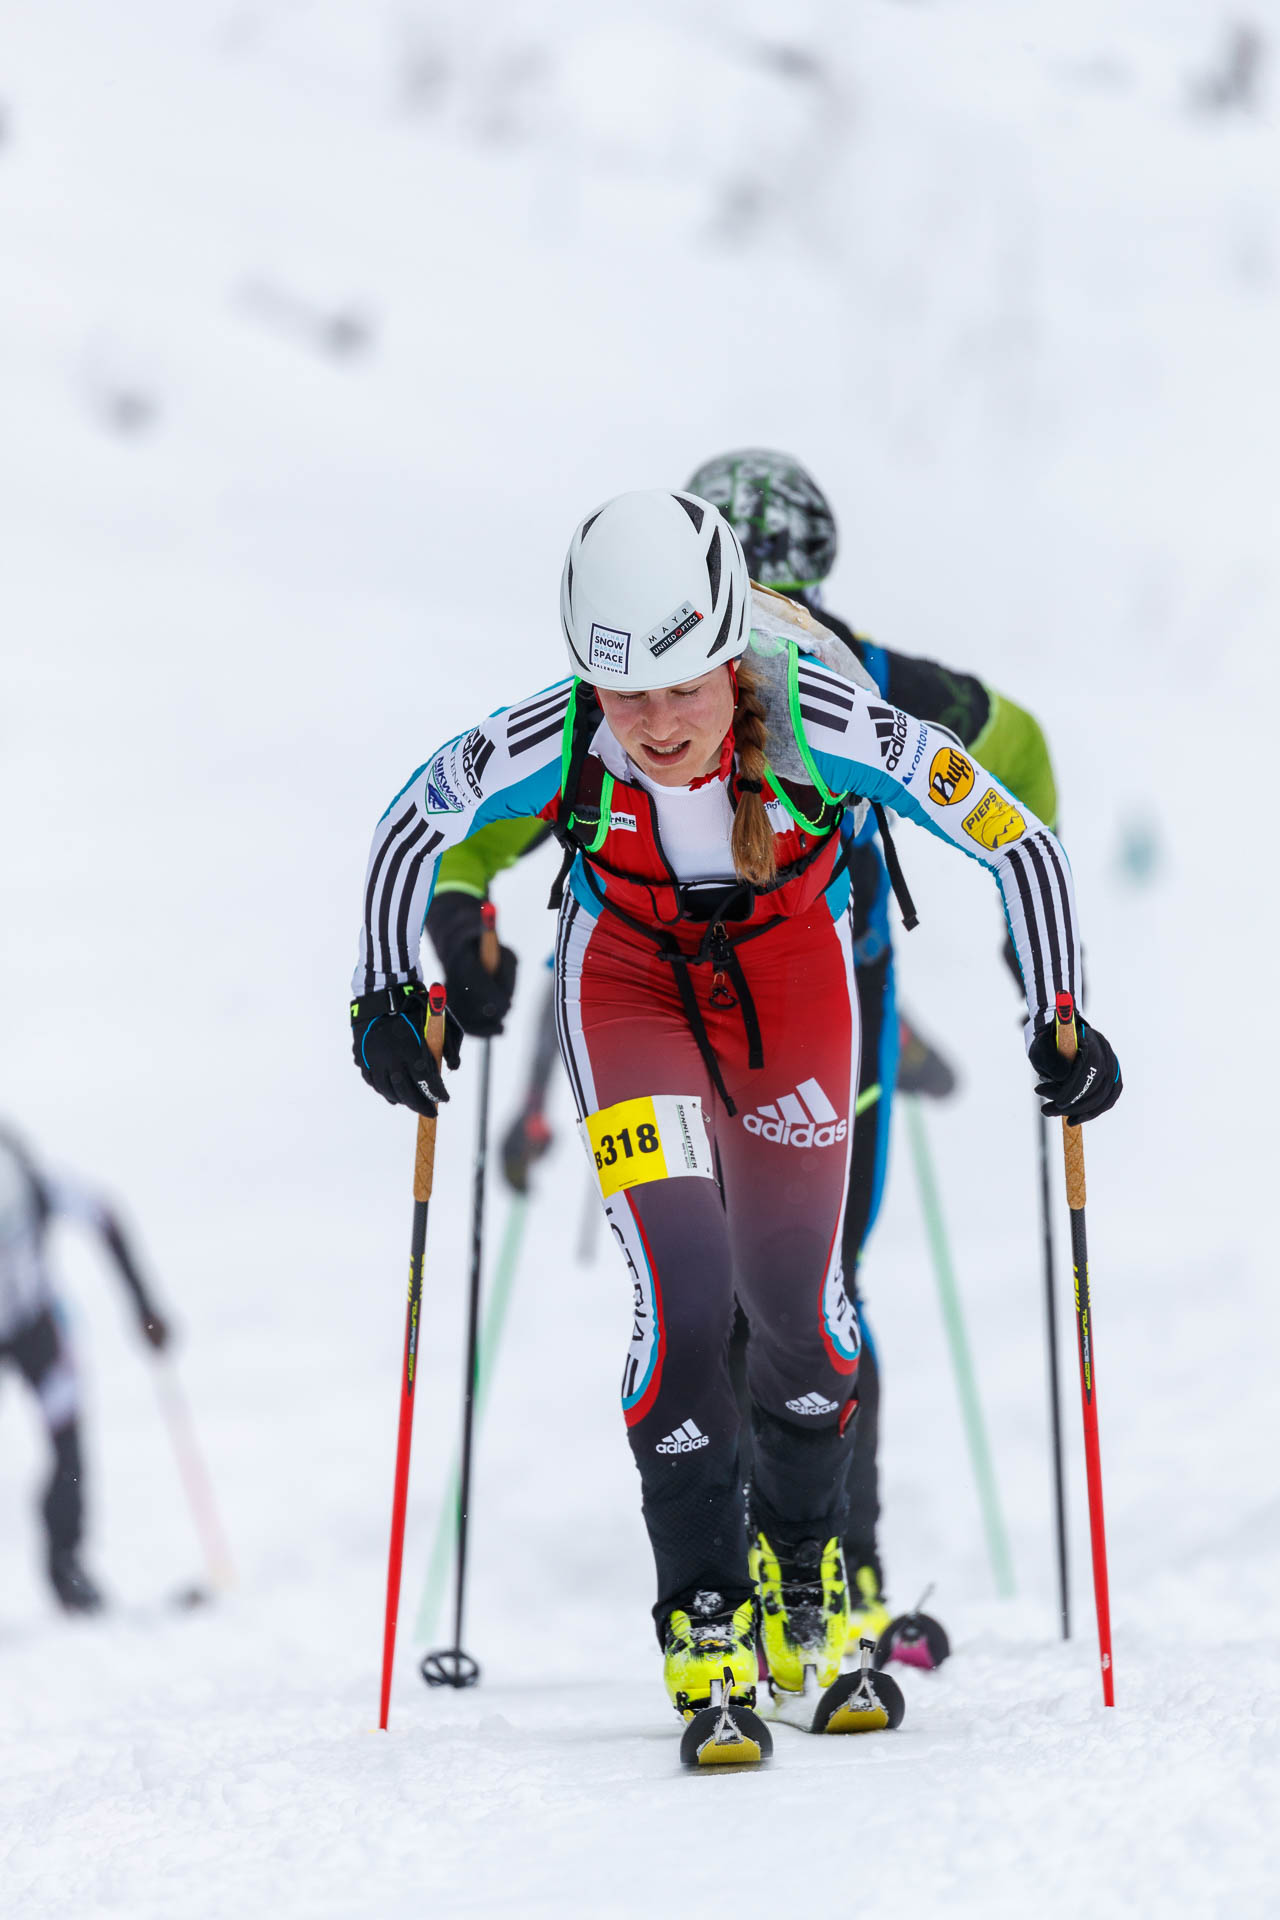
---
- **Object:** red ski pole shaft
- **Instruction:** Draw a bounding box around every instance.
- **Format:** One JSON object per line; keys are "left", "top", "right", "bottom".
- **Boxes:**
{"left": 1055, "top": 991, "right": 1115, "bottom": 1706}
{"left": 378, "top": 983, "right": 448, "bottom": 1732}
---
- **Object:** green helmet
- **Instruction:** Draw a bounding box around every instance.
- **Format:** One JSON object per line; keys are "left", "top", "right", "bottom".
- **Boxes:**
{"left": 686, "top": 448, "right": 836, "bottom": 592}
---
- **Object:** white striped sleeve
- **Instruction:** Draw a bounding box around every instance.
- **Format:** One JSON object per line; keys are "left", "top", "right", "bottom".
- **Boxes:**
{"left": 799, "top": 658, "right": 1082, "bottom": 1045}
{"left": 353, "top": 678, "right": 572, "bottom": 995}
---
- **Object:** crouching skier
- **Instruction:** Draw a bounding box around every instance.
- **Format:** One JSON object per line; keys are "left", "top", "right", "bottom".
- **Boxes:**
{"left": 0, "top": 1126, "right": 170, "bottom": 1612}
{"left": 349, "top": 490, "right": 1121, "bottom": 1759}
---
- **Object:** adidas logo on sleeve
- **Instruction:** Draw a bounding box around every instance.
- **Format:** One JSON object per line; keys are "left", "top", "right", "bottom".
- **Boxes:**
{"left": 785, "top": 1392, "right": 840, "bottom": 1416}
{"left": 742, "top": 1078, "right": 847, "bottom": 1148}
{"left": 656, "top": 1419, "right": 710, "bottom": 1455}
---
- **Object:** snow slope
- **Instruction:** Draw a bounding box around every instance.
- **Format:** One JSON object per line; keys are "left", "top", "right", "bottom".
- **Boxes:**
{"left": 1, "top": 3, "right": 1277, "bottom": 1914}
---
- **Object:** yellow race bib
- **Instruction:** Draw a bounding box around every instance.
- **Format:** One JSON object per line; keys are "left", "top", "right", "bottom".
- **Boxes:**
{"left": 582, "top": 1094, "right": 715, "bottom": 1200}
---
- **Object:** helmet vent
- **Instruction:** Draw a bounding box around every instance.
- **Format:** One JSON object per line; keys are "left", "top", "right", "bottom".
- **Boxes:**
{"left": 706, "top": 579, "right": 735, "bottom": 658}
{"left": 673, "top": 493, "right": 704, "bottom": 533}
{"left": 706, "top": 525, "right": 722, "bottom": 602}
{"left": 578, "top": 510, "right": 603, "bottom": 542}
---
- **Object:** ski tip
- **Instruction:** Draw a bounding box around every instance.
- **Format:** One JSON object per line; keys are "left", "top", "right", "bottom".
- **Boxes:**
{"left": 680, "top": 1702, "right": 773, "bottom": 1770}
{"left": 811, "top": 1667, "right": 906, "bottom": 1735}
{"left": 875, "top": 1610, "right": 951, "bottom": 1672}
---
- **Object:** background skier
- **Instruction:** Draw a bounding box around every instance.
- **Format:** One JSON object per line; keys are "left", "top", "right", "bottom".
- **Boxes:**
{"left": 0, "top": 1126, "right": 170, "bottom": 1613}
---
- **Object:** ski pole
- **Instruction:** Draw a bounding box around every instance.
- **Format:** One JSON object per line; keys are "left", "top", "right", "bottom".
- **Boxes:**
{"left": 149, "top": 1356, "right": 235, "bottom": 1593}
{"left": 903, "top": 1096, "right": 1016, "bottom": 1599}
{"left": 378, "top": 982, "right": 448, "bottom": 1731}
{"left": 422, "top": 906, "right": 499, "bottom": 1689}
{"left": 1037, "top": 1111, "right": 1071, "bottom": 1640}
{"left": 1054, "top": 990, "right": 1115, "bottom": 1705}
{"left": 414, "top": 1193, "right": 529, "bottom": 1646}
{"left": 416, "top": 969, "right": 554, "bottom": 1649}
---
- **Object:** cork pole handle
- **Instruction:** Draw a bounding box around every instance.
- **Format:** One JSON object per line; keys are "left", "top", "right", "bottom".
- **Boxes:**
{"left": 413, "top": 984, "right": 449, "bottom": 1203}
{"left": 1055, "top": 991, "right": 1087, "bottom": 1211}
{"left": 479, "top": 901, "right": 500, "bottom": 977}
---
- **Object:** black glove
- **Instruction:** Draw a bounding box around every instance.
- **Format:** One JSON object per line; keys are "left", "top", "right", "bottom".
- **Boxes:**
{"left": 1028, "top": 1016, "right": 1122, "bottom": 1125}
{"left": 351, "top": 978, "right": 460, "bottom": 1117}
{"left": 425, "top": 892, "right": 518, "bottom": 1038}
{"left": 139, "top": 1308, "right": 170, "bottom": 1352}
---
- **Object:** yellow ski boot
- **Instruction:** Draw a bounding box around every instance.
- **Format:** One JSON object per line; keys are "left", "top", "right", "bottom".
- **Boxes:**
{"left": 753, "top": 1533, "right": 850, "bottom": 1694}
{"left": 845, "top": 1561, "right": 893, "bottom": 1655}
{"left": 662, "top": 1597, "right": 760, "bottom": 1719}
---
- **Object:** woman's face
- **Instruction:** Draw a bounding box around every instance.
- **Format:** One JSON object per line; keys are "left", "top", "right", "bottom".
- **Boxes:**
{"left": 596, "top": 666, "right": 735, "bottom": 788}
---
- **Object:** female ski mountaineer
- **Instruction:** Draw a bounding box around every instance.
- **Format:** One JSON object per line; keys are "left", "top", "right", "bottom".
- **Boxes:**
{"left": 349, "top": 489, "right": 1121, "bottom": 1725}
{"left": 421, "top": 447, "right": 1064, "bottom": 1659}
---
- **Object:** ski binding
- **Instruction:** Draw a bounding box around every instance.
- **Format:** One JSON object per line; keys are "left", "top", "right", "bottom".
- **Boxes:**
{"left": 680, "top": 1666, "right": 773, "bottom": 1770}
{"left": 768, "top": 1637, "right": 906, "bottom": 1735}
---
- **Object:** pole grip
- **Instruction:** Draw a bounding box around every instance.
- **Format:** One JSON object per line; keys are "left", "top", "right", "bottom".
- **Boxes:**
{"left": 413, "top": 984, "right": 449, "bottom": 1203}
{"left": 1055, "top": 991, "right": 1087, "bottom": 1210}
{"left": 479, "top": 901, "right": 500, "bottom": 977}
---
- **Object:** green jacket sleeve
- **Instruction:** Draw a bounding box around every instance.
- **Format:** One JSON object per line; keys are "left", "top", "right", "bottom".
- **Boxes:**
{"left": 968, "top": 690, "right": 1058, "bottom": 832}
{"left": 433, "top": 816, "right": 549, "bottom": 898}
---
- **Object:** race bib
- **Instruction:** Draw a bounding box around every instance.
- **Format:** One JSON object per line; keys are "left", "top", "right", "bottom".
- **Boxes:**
{"left": 581, "top": 1094, "right": 715, "bottom": 1200}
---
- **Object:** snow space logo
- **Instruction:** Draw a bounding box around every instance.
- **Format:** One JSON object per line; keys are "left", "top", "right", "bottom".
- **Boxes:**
{"left": 743, "top": 1078, "right": 847, "bottom": 1148}
{"left": 589, "top": 623, "right": 630, "bottom": 676}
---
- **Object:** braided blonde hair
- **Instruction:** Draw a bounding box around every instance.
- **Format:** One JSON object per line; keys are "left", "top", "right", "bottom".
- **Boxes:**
{"left": 731, "top": 657, "right": 777, "bottom": 888}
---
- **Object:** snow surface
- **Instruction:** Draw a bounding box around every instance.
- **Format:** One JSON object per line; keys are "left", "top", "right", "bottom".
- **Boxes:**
{"left": 2, "top": 3, "right": 1278, "bottom": 1915}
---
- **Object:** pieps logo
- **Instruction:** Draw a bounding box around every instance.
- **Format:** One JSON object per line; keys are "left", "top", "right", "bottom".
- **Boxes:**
{"left": 657, "top": 1419, "right": 709, "bottom": 1455}
{"left": 928, "top": 746, "right": 975, "bottom": 808}
{"left": 962, "top": 786, "right": 1026, "bottom": 850}
{"left": 743, "top": 1078, "right": 847, "bottom": 1148}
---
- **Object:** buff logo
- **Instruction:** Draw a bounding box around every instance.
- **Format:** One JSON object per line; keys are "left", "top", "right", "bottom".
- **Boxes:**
{"left": 929, "top": 745, "right": 975, "bottom": 808}
{"left": 743, "top": 1078, "right": 847, "bottom": 1148}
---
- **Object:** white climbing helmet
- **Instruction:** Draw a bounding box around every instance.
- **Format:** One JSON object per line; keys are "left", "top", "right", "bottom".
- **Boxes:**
{"left": 560, "top": 489, "right": 751, "bottom": 690}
